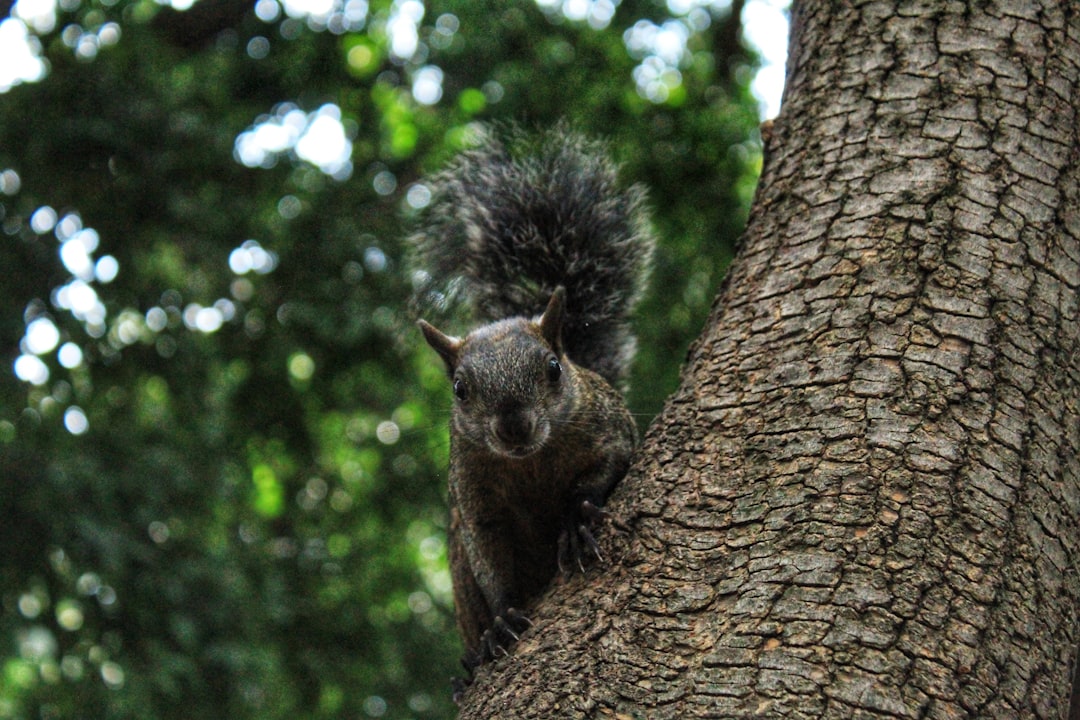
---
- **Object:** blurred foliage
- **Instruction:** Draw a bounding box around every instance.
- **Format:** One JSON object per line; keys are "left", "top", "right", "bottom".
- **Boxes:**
{"left": 0, "top": 0, "right": 762, "bottom": 717}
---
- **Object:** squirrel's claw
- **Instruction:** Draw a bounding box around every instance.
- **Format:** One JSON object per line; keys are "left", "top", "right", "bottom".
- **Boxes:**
{"left": 451, "top": 675, "right": 470, "bottom": 705}
{"left": 479, "top": 628, "right": 502, "bottom": 662}
{"left": 558, "top": 499, "right": 622, "bottom": 576}
{"left": 557, "top": 529, "right": 571, "bottom": 575}
{"left": 493, "top": 614, "right": 521, "bottom": 643}
{"left": 581, "top": 499, "right": 630, "bottom": 532}
{"left": 478, "top": 608, "right": 531, "bottom": 664}
{"left": 506, "top": 607, "right": 532, "bottom": 628}
{"left": 579, "top": 499, "right": 607, "bottom": 521}
{"left": 453, "top": 606, "right": 532, "bottom": 701}
{"left": 579, "top": 523, "right": 603, "bottom": 563}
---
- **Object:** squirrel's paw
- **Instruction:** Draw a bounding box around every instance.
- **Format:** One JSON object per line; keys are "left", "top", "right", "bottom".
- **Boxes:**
{"left": 558, "top": 500, "right": 627, "bottom": 575}
{"left": 475, "top": 608, "right": 531, "bottom": 665}
{"left": 451, "top": 674, "right": 471, "bottom": 705}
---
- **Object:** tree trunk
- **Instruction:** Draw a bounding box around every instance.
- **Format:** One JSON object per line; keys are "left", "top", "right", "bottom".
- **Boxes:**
{"left": 457, "top": 1, "right": 1080, "bottom": 717}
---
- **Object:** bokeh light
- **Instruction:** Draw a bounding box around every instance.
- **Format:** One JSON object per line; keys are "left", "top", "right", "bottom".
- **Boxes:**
{"left": 24, "top": 317, "right": 60, "bottom": 355}
{"left": 411, "top": 66, "right": 444, "bottom": 106}
{"left": 18, "top": 626, "right": 56, "bottom": 661}
{"left": 386, "top": 0, "right": 423, "bottom": 59}
{"left": 17, "top": 593, "right": 44, "bottom": 619}
{"left": 0, "top": 19, "right": 48, "bottom": 93}
{"left": 57, "top": 342, "right": 83, "bottom": 369}
{"left": 372, "top": 170, "right": 397, "bottom": 196}
{"left": 620, "top": 0, "right": 789, "bottom": 116}
{"left": 2, "top": 0, "right": 122, "bottom": 77}
{"left": 182, "top": 301, "right": 236, "bottom": 334}
{"left": 1, "top": 0, "right": 791, "bottom": 118}
{"left": 229, "top": 240, "right": 278, "bottom": 275}
{"left": 743, "top": 0, "right": 790, "bottom": 118}
{"left": 270, "top": 0, "right": 369, "bottom": 32}
{"left": 63, "top": 407, "right": 89, "bottom": 435}
{"left": 95, "top": 255, "right": 119, "bottom": 283}
{"left": 100, "top": 661, "right": 124, "bottom": 690}
{"left": 61, "top": 19, "right": 122, "bottom": 61}
{"left": 235, "top": 103, "right": 354, "bottom": 180}
{"left": 0, "top": 168, "right": 22, "bottom": 194}
{"left": 295, "top": 108, "right": 352, "bottom": 176}
{"left": 14, "top": 354, "right": 49, "bottom": 385}
{"left": 288, "top": 352, "right": 316, "bottom": 381}
{"left": 536, "top": 0, "right": 619, "bottom": 30}
{"left": 29, "top": 205, "right": 57, "bottom": 234}
{"left": 376, "top": 420, "right": 400, "bottom": 445}
{"left": 404, "top": 183, "right": 431, "bottom": 210}
{"left": 13, "top": 0, "right": 56, "bottom": 33}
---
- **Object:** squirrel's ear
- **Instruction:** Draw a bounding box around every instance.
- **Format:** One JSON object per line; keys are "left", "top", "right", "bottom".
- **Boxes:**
{"left": 418, "top": 320, "right": 463, "bottom": 372}
{"left": 539, "top": 286, "right": 566, "bottom": 355}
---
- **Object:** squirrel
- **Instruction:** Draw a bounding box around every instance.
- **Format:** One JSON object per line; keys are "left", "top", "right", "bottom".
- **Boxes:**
{"left": 411, "top": 125, "right": 654, "bottom": 674}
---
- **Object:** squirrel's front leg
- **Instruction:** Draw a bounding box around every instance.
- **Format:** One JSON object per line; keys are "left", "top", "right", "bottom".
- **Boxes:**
{"left": 456, "top": 506, "right": 531, "bottom": 662}
{"left": 448, "top": 510, "right": 491, "bottom": 668}
{"left": 557, "top": 454, "right": 633, "bottom": 575}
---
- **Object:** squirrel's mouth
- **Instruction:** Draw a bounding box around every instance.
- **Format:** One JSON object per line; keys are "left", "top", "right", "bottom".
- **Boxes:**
{"left": 488, "top": 414, "right": 548, "bottom": 459}
{"left": 489, "top": 439, "right": 544, "bottom": 458}
{"left": 488, "top": 422, "right": 550, "bottom": 458}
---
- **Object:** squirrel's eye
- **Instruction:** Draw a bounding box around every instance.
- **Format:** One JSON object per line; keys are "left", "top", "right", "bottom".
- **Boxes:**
{"left": 452, "top": 377, "right": 468, "bottom": 401}
{"left": 547, "top": 356, "right": 562, "bottom": 382}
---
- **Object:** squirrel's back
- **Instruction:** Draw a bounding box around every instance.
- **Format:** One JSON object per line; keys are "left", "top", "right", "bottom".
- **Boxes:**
{"left": 411, "top": 125, "right": 654, "bottom": 388}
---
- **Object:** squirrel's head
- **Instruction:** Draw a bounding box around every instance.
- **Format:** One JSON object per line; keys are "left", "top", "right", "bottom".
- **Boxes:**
{"left": 418, "top": 288, "right": 573, "bottom": 458}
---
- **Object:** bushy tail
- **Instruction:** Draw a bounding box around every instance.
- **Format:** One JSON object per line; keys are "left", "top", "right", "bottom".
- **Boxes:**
{"left": 411, "top": 124, "right": 654, "bottom": 388}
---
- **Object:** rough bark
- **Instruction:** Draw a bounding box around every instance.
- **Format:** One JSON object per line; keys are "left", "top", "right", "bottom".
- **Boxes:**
{"left": 457, "top": 1, "right": 1080, "bottom": 717}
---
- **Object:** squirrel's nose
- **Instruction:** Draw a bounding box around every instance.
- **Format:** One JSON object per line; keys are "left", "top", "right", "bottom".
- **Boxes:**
{"left": 493, "top": 407, "right": 536, "bottom": 447}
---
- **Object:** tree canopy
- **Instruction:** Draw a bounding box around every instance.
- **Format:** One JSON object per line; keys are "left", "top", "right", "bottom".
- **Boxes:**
{"left": 0, "top": 1, "right": 765, "bottom": 717}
